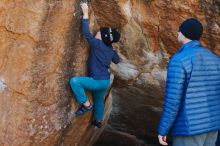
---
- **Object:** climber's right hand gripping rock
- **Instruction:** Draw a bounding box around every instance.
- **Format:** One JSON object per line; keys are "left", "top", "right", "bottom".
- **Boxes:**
{"left": 80, "top": 2, "right": 89, "bottom": 19}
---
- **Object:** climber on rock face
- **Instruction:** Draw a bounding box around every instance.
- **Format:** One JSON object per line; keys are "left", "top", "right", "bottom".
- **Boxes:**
{"left": 158, "top": 18, "right": 220, "bottom": 146}
{"left": 69, "top": 2, "right": 121, "bottom": 128}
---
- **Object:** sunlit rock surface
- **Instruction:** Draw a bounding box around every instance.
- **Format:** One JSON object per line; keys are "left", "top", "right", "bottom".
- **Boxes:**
{"left": 0, "top": 0, "right": 219, "bottom": 146}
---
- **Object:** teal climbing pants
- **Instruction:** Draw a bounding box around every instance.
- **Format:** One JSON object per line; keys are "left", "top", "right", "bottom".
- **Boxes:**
{"left": 69, "top": 76, "right": 110, "bottom": 120}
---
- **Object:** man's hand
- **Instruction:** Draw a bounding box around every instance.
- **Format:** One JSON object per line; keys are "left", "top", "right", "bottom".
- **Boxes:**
{"left": 158, "top": 135, "right": 168, "bottom": 145}
{"left": 80, "top": 2, "right": 89, "bottom": 19}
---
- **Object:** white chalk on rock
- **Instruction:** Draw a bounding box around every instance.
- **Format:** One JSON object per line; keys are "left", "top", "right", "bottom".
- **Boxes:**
{"left": 0, "top": 78, "right": 7, "bottom": 92}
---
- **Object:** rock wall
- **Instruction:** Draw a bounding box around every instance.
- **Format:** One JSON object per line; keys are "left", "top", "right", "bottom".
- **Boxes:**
{"left": 95, "top": 0, "right": 220, "bottom": 145}
{"left": 0, "top": 0, "right": 219, "bottom": 146}
{"left": 0, "top": 0, "right": 113, "bottom": 146}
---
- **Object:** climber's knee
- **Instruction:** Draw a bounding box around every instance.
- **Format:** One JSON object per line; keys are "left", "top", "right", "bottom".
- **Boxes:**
{"left": 69, "top": 77, "right": 79, "bottom": 86}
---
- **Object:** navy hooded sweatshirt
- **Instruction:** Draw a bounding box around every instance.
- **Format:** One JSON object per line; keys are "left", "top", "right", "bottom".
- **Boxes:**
{"left": 82, "top": 19, "right": 120, "bottom": 80}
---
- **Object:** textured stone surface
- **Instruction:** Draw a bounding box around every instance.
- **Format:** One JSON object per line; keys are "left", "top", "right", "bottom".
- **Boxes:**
{"left": 95, "top": 0, "right": 220, "bottom": 145}
{"left": 0, "top": 0, "right": 113, "bottom": 146}
{"left": 94, "top": 130, "right": 160, "bottom": 146}
{"left": 0, "top": 0, "right": 219, "bottom": 146}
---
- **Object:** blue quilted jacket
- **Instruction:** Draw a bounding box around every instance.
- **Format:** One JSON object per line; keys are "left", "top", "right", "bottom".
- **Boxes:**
{"left": 158, "top": 41, "right": 220, "bottom": 136}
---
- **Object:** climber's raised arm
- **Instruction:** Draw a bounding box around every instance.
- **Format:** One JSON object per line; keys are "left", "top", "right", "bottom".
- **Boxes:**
{"left": 80, "top": 2, "right": 97, "bottom": 46}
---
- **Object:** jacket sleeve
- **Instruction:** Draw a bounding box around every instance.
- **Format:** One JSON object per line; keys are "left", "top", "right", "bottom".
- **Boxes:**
{"left": 112, "top": 50, "right": 120, "bottom": 64}
{"left": 82, "top": 19, "right": 97, "bottom": 46}
{"left": 158, "top": 59, "right": 186, "bottom": 136}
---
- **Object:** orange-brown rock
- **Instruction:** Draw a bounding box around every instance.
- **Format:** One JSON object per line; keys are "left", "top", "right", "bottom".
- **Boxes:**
{"left": 0, "top": 0, "right": 115, "bottom": 146}
{"left": 0, "top": 0, "right": 219, "bottom": 146}
{"left": 94, "top": 0, "right": 220, "bottom": 145}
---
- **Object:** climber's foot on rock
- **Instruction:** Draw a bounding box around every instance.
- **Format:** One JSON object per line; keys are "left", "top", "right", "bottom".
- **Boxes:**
{"left": 75, "top": 105, "right": 93, "bottom": 116}
{"left": 92, "top": 120, "right": 102, "bottom": 128}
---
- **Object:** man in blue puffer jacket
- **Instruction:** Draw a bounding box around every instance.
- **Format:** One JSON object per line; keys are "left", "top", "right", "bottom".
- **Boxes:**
{"left": 158, "top": 18, "right": 220, "bottom": 146}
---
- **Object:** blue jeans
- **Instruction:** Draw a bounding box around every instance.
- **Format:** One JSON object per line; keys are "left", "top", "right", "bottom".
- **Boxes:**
{"left": 69, "top": 76, "right": 110, "bottom": 120}
{"left": 173, "top": 131, "right": 218, "bottom": 146}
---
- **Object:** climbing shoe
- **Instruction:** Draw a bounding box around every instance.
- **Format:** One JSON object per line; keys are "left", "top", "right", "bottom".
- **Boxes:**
{"left": 92, "top": 120, "right": 102, "bottom": 128}
{"left": 75, "top": 105, "right": 93, "bottom": 116}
